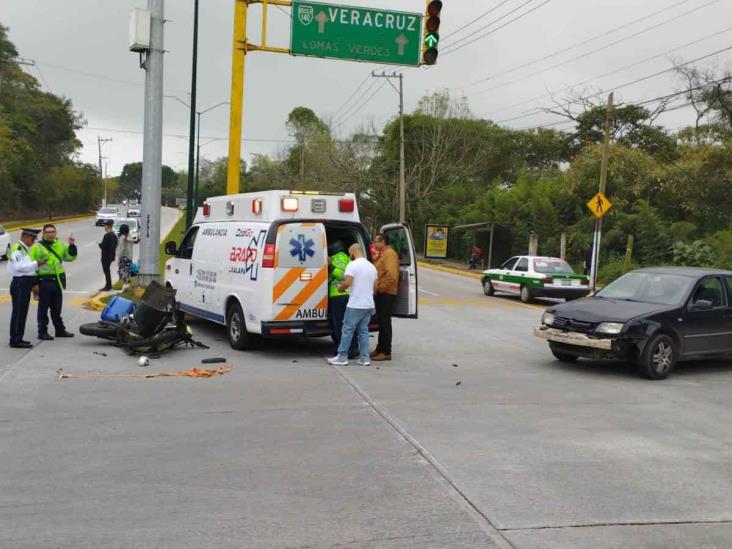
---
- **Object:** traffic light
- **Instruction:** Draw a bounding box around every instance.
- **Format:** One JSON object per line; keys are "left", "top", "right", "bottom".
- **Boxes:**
{"left": 423, "top": 0, "right": 442, "bottom": 65}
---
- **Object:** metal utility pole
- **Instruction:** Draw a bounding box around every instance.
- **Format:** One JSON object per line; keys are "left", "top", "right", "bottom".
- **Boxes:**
{"left": 372, "top": 71, "right": 406, "bottom": 224}
{"left": 139, "top": 0, "right": 165, "bottom": 285}
{"left": 185, "top": 0, "right": 200, "bottom": 230}
{"left": 194, "top": 101, "right": 229, "bottom": 211}
{"left": 589, "top": 92, "right": 614, "bottom": 293}
{"left": 97, "top": 137, "right": 112, "bottom": 207}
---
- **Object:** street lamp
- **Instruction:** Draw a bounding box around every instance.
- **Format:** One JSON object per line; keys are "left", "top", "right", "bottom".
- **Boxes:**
{"left": 195, "top": 101, "right": 229, "bottom": 210}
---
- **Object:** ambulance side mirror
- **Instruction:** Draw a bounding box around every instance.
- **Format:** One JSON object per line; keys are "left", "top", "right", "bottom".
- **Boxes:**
{"left": 164, "top": 241, "right": 178, "bottom": 256}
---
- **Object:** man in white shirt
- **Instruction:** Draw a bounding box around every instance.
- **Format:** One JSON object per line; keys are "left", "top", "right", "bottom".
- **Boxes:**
{"left": 328, "top": 243, "right": 377, "bottom": 366}
{"left": 8, "top": 228, "right": 45, "bottom": 348}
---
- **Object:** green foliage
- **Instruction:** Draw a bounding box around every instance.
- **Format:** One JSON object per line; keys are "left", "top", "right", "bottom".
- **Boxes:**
{"left": 671, "top": 240, "right": 715, "bottom": 267}
{"left": 597, "top": 258, "right": 640, "bottom": 286}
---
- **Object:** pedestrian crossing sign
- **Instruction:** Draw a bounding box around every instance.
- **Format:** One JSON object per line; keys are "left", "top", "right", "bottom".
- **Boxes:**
{"left": 587, "top": 192, "right": 613, "bottom": 219}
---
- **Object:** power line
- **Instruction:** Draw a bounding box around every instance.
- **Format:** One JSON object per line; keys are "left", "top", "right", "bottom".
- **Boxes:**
{"left": 465, "top": 0, "right": 719, "bottom": 96}
{"left": 80, "top": 126, "right": 299, "bottom": 143}
{"left": 494, "top": 45, "right": 732, "bottom": 124}
{"left": 479, "top": 26, "right": 732, "bottom": 118}
{"left": 443, "top": 0, "right": 553, "bottom": 57}
{"left": 334, "top": 78, "right": 381, "bottom": 125}
{"left": 34, "top": 65, "right": 52, "bottom": 93}
{"left": 336, "top": 81, "right": 388, "bottom": 129}
{"left": 331, "top": 72, "right": 372, "bottom": 120}
{"left": 441, "top": 0, "right": 515, "bottom": 44}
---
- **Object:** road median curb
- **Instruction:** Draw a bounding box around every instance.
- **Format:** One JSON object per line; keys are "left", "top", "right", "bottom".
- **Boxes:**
{"left": 2, "top": 214, "right": 94, "bottom": 231}
{"left": 418, "top": 261, "right": 483, "bottom": 280}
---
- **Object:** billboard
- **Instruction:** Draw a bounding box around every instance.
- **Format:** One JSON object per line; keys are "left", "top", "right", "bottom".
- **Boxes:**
{"left": 425, "top": 224, "right": 449, "bottom": 258}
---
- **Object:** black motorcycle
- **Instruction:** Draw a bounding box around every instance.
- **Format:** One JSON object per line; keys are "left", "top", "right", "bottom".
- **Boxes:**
{"left": 80, "top": 281, "right": 207, "bottom": 354}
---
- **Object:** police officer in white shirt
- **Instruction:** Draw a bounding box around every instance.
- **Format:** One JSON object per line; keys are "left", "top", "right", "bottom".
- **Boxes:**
{"left": 8, "top": 228, "right": 45, "bottom": 348}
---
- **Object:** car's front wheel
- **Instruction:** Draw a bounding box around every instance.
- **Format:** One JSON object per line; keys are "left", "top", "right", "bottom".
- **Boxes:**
{"left": 549, "top": 343, "right": 578, "bottom": 363}
{"left": 638, "top": 333, "right": 677, "bottom": 380}
{"left": 482, "top": 279, "right": 495, "bottom": 296}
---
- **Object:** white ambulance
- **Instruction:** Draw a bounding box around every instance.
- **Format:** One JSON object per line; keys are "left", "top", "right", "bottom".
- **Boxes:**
{"left": 163, "top": 191, "right": 418, "bottom": 349}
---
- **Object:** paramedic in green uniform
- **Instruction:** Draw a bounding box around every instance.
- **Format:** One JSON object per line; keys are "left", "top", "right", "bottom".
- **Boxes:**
{"left": 30, "top": 224, "right": 77, "bottom": 340}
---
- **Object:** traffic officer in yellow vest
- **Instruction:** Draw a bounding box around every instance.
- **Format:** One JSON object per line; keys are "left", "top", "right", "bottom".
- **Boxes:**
{"left": 29, "top": 224, "right": 77, "bottom": 340}
{"left": 8, "top": 228, "right": 45, "bottom": 348}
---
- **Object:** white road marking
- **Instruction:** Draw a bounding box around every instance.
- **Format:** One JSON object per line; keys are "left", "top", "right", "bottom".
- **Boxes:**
{"left": 419, "top": 288, "right": 440, "bottom": 297}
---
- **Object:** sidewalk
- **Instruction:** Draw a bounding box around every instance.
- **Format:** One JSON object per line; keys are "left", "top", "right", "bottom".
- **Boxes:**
{"left": 418, "top": 256, "right": 485, "bottom": 280}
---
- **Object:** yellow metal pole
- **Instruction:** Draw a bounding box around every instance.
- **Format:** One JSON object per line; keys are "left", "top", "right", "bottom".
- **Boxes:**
{"left": 226, "top": 0, "right": 247, "bottom": 195}
{"left": 262, "top": 0, "right": 268, "bottom": 47}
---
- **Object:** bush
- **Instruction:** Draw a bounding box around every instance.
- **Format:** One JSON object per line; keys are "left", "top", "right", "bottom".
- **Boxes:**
{"left": 597, "top": 258, "right": 639, "bottom": 286}
{"left": 671, "top": 240, "right": 715, "bottom": 267}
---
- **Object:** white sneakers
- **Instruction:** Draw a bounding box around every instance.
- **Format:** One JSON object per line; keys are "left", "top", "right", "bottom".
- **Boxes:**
{"left": 327, "top": 356, "right": 371, "bottom": 366}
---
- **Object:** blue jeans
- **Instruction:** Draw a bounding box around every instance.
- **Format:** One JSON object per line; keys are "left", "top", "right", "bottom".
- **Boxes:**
{"left": 337, "top": 307, "right": 373, "bottom": 361}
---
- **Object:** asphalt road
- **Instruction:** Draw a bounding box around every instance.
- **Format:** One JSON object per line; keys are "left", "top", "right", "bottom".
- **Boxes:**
{"left": 0, "top": 207, "right": 181, "bottom": 369}
{"left": 2, "top": 265, "right": 732, "bottom": 547}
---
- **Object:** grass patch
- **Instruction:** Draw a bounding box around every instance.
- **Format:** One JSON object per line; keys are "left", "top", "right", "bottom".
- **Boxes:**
{"left": 159, "top": 214, "right": 187, "bottom": 276}
{"left": 1, "top": 213, "right": 94, "bottom": 231}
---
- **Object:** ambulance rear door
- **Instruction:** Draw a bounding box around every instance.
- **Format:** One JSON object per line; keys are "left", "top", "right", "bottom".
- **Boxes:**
{"left": 272, "top": 222, "right": 328, "bottom": 323}
{"left": 380, "top": 223, "right": 418, "bottom": 319}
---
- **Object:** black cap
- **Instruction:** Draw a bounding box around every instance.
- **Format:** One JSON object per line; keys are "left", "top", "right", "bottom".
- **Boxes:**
{"left": 20, "top": 228, "right": 40, "bottom": 239}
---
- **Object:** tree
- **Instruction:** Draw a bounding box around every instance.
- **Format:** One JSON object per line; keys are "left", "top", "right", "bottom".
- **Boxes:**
{"left": 118, "top": 162, "right": 179, "bottom": 203}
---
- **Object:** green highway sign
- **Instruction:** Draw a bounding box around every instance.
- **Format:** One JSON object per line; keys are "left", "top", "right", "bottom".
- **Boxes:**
{"left": 290, "top": 1, "right": 423, "bottom": 67}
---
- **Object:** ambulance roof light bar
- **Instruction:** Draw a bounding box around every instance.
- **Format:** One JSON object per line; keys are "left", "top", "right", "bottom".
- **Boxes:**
{"left": 281, "top": 196, "right": 299, "bottom": 212}
{"left": 339, "top": 198, "right": 355, "bottom": 213}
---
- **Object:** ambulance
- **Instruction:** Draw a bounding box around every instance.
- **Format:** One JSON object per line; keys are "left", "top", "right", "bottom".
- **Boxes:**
{"left": 163, "top": 191, "right": 418, "bottom": 350}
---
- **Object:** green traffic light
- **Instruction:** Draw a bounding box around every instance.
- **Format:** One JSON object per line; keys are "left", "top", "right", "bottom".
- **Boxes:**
{"left": 424, "top": 33, "right": 439, "bottom": 48}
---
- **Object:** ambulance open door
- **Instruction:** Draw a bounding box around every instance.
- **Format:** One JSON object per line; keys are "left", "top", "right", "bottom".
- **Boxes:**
{"left": 380, "top": 224, "right": 418, "bottom": 319}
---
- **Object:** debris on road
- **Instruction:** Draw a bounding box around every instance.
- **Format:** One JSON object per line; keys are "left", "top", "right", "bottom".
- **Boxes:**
{"left": 456, "top": 381, "right": 462, "bottom": 386}
{"left": 56, "top": 365, "right": 233, "bottom": 380}
{"left": 202, "top": 357, "right": 227, "bottom": 364}
{"left": 93, "top": 352, "right": 108, "bottom": 357}
{"left": 138, "top": 356, "right": 150, "bottom": 367}
{"left": 452, "top": 363, "right": 459, "bottom": 367}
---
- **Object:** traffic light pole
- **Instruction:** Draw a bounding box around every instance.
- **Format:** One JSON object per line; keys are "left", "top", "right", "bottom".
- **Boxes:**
{"left": 373, "top": 71, "right": 406, "bottom": 224}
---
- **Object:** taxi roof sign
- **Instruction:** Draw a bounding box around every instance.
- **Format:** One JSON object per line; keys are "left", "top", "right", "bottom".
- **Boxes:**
{"left": 587, "top": 192, "right": 613, "bottom": 219}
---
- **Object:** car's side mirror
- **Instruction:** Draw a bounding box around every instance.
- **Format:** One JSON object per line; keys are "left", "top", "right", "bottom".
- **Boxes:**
{"left": 692, "top": 299, "right": 713, "bottom": 311}
{"left": 164, "top": 241, "right": 178, "bottom": 256}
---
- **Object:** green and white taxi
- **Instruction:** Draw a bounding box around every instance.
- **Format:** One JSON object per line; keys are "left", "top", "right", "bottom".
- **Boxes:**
{"left": 482, "top": 256, "right": 590, "bottom": 303}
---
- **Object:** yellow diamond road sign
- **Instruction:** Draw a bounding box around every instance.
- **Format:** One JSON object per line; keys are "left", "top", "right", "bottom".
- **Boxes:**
{"left": 587, "top": 192, "right": 613, "bottom": 218}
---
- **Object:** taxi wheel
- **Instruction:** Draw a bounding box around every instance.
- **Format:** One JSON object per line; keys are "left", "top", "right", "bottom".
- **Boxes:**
{"left": 639, "top": 333, "right": 677, "bottom": 380}
{"left": 549, "top": 344, "right": 578, "bottom": 363}
{"left": 482, "top": 279, "right": 495, "bottom": 296}
{"left": 520, "top": 285, "right": 532, "bottom": 303}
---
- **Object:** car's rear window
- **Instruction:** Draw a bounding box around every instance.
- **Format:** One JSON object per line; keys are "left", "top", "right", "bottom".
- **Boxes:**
{"left": 533, "top": 259, "right": 574, "bottom": 274}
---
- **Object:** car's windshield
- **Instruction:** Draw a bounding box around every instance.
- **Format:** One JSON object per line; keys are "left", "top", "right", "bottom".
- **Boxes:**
{"left": 595, "top": 272, "right": 694, "bottom": 305}
{"left": 100, "top": 208, "right": 117, "bottom": 214}
{"left": 533, "top": 258, "right": 574, "bottom": 274}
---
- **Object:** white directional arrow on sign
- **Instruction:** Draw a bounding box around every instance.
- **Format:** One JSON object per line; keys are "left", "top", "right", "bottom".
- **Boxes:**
{"left": 316, "top": 11, "right": 329, "bottom": 33}
{"left": 395, "top": 34, "right": 409, "bottom": 56}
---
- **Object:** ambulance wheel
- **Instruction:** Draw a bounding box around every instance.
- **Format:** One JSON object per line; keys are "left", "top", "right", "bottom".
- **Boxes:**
{"left": 226, "top": 302, "right": 260, "bottom": 350}
{"left": 520, "top": 285, "right": 533, "bottom": 303}
{"left": 482, "top": 279, "right": 495, "bottom": 296}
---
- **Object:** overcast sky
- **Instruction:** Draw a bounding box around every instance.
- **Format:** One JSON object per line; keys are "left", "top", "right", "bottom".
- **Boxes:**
{"left": 3, "top": 0, "right": 731, "bottom": 176}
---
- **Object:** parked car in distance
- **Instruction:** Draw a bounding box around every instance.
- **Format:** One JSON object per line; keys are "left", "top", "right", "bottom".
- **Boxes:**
{"left": 0, "top": 225, "right": 10, "bottom": 260}
{"left": 482, "top": 255, "right": 590, "bottom": 303}
{"left": 95, "top": 206, "right": 119, "bottom": 226}
{"left": 535, "top": 267, "right": 732, "bottom": 379}
{"left": 113, "top": 218, "right": 141, "bottom": 243}
{"left": 127, "top": 206, "right": 141, "bottom": 217}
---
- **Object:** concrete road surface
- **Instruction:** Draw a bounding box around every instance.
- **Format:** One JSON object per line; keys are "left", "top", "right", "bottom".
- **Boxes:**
{"left": 2, "top": 264, "right": 732, "bottom": 548}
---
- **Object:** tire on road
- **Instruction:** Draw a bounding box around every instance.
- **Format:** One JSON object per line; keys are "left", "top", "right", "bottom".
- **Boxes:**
{"left": 482, "top": 279, "right": 495, "bottom": 296}
{"left": 549, "top": 343, "right": 579, "bottom": 363}
{"left": 638, "top": 333, "right": 677, "bottom": 380}
{"left": 79, "top": 322, "right": 120, "bottom": 339}
{"left": 226, "top": 301, "right": 260, "bottom": 350}
{"left": 520, "top": 285, "right": 533, "bottom": 303}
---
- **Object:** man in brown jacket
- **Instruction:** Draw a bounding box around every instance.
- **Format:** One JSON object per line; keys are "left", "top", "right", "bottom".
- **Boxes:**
{"left": 371, "top": 234, "right": 400, "bottom": 361}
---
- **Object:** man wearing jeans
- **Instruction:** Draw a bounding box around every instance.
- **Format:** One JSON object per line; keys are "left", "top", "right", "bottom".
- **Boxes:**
{"left": 327, "top": 244, "right": 377, "bottom": 367}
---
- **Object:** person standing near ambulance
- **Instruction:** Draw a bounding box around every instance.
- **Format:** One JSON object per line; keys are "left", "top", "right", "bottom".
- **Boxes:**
{"left": 372, "top": 234, "right": 400, "bottom": 362}
{"left": 8, "top": 228, "right": 44, "bottom": 348}
{"left": 30, "top": 224, "right": 77, "bottom": 340}
{"left": 328, "top": 240, "right": 357, "bottom": 357}
{"left": 328, "top": 244, "right": 377, "bottom": 367}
